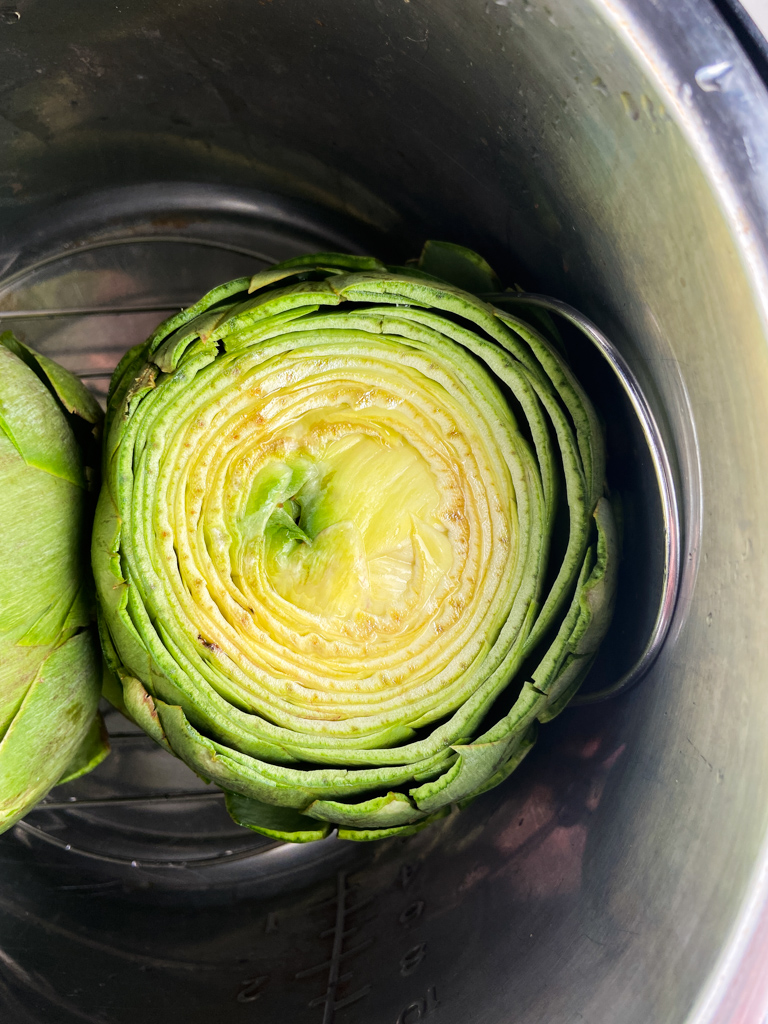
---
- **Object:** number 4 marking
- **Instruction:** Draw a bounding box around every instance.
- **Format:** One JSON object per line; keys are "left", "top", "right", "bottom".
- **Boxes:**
{"left": 400, "top": 942, "right": 427, "bottom": 976}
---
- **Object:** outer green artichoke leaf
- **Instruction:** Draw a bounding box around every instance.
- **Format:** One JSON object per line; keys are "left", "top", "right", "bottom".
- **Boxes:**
{"left": 154, "top": 701, "right": 461, "bottom": 807}
{"left": 225, "top": 791, "right": 331, "bottom": 842}
{"left": 120, "top": 674, "right": 172, "bottom": 751}
{"left": 0, "top": 337, "right": 85, "bottom": 486}
{"left": 101, "top": 663, "right": 128, "bottom": 717}
{"left": 0, "top": 346, "right": 88, "bottom": 649}
{"left": 0, "top": 338, "right": 107, "bottom": 833}
{"left": 1, "top": 331, "right": 102, "bottom": 425}
{"left": 151, "top": 306, "right": 237, "bottom": 374}
{"left": 106, "top": 342, "right": 153, "bottom": 435}
{"left": 495, "top": 310, "right": 605, "bottom": 510}
{"left": 338, "top": 807, "right": 451, "bottom": 842}
{"left": 248, "top": 252, "right": 386, "bottom": 294}
{"left": 215, "top": 280, "right": 342, "bottom": 342}
{"left": 16, "top": 583, "right": 83, "bottom": 648}
{"left": 457, "top": 724, "right": 538, "bottom": 809}
{"left": 0, "top": 631, "right": 102, "bottom": 832}
{"left": 143, "top": 276, "right": 250, "bottom": 360}
{"left": 570, "top": 497, "right": 620, "bottom": 655}
{"left": 409, "top": 682, "right": 545, "bottom": 813}
{"left": 417, "top": 239, "right": 501, "bottom": 294}
{"left": 305, "top": 791, "right": 425, "bottom": 829}
{"left": 532, "top": 496, "right": 619, "bottom": 713}
{"left": 538, "top": 655, "right": 597, "bottom": 724}
{"left": 58, "top": 710, "right": 110, "bottom": 785}
{"left": 95, "top": 242, "right": 619, "bottom": 842}
{"left": 492, "top": 290, "right": 568, "bottom": 358}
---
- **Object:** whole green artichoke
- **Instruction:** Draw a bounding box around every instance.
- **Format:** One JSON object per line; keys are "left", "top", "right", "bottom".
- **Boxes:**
{"left": 93, "top": 242, "right": 617, "bottom": 842}
{"left": 0, "top": 332, "right": 108, "bottom": 834}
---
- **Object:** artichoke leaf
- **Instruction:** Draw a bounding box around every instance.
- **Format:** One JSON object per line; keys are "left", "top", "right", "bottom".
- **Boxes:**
{"left": 570, "top": 497, "right": 620, "bottom": 656}
{"left": 338, "top": 807, "right": 451, "bottom": 842}
{"left": 248, "top": 252, "right": 386, "bottom": 294}
{"left": 58, "top": 711, "right": 110, "bottom": 785}
{"left": 144, "top": 277, "right": 251, "bottom": 359}
{"left": 16, "top": 583, "right": 83, "bottom": 648}
{"left": 417, "top": 239, "right": 501, "bottom": 294}
{"left": 0, "top": 339, "right": 85, "bottom": 487}
{"left": 215, "top": 280, "right": 342, "bottom": 340}
{"left": 155, "top": 701, "right": 461, "bottom": 807}
{"left": 305, "top": 791, "right": 425, "bottom": 829}
{"left": 496, "top": 310, "right": 605, "bottom": 508}
{"left": 1, "top": 331, "right": 101, "bottom": 425}
{"left": 533, "top": 496, "right": 619, "bottom": 703}
{"left": 0, "top": 631, "right": 102, "bottom": 833}
{"left": 538, "top": 659, "right": 597, "bottom": 724}
{"left": 0, "top": 339, "right": 106, "bottom": 831}
{"left": 225, "top": 791, "right": 331, "bottom": 842}
{"left": 151, "top": 305, "right": 236, "bottom": 374}
{"left": 539, "top": 654, "right": 597, "bottom": 720}
{"left": 457, "top": 724, "right": 538, "bottom": 809}
{"left": 120, "top": 673, "right": 172, "bottom": 751}
{"left": 410, "top": 683, "right": 545, "bottom": 813}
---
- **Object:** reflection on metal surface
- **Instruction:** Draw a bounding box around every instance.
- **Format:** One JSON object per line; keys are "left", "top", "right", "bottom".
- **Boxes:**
{"left": 695, "top": 61, "right": 736, "bottom": 92}
{"left": 0, "top": 234, "right": 278, "bottom": 285}
{"left": 0, "top": 303, "right": 190, "bottom": 318}
{"left": 28, "top": 791, "right": 226, "bottom": 810}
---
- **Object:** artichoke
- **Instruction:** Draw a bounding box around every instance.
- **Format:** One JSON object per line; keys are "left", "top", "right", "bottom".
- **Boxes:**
{"left": 0, "top": 332, "right": 108, "bottom": 834}
{"left": 93, "top": 242, "right": 617, "bottom": 843}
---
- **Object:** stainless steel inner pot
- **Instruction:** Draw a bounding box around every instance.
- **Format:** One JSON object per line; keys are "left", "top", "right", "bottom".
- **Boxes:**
{"left": 2, "top": 2, "right": 768, "bottom": 1022}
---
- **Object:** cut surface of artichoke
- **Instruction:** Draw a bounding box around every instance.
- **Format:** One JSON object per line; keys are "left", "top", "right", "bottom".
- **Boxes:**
{"left": 147, "top": 339, "right": 514, "bottom": 730}
{"left": 94, "top": 242, "right": 618, "bottom": 842}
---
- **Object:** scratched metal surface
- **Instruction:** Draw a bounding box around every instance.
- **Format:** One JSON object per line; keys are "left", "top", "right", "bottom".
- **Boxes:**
{"left": 1, "top": 1, "right": 768, "bottom": 1023}
{"left": 0, "top": 699, "right": 626, "bottom": 1024}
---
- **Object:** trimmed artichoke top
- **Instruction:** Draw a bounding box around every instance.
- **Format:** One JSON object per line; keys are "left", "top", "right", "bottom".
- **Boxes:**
{"left": 0, "top": 332, "right": 108, "bottom": 835}
{"left": 93, "top": 241, "right": 618, "bottom": 843}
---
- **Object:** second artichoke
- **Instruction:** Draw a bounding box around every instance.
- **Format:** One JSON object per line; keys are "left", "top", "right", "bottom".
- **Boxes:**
{"left": 0, "top": 332, "right": 108, "bottom": 834}
{"left": 93, "top": 242, "right": 618, "bottom": 842}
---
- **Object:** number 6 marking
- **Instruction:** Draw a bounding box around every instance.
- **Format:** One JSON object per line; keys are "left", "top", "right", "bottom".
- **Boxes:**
{"left": 396, "top": 986, "right": 439, "bottom": 1022}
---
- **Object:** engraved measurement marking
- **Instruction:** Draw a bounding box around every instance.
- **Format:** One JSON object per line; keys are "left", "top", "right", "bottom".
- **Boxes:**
{"left": 297, "top": 870, "right": 373, "bottom": 1024}
{"left": 237, "top": 975, "right": 269, "bottom": 1003}
{"left": 400, "top": 863, "right": 418, "bottom": 889}
{"left": 265, "top": 911, "right": 279, "bottom": 934}
{"left": 400, "top": 942, "right": 427, "bottom": 977}
{"left": 396, "top": 985, "right": 439, "bottom": 1023}
{"left": 398, "top": 900, "right": 425, "bottom": 926}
